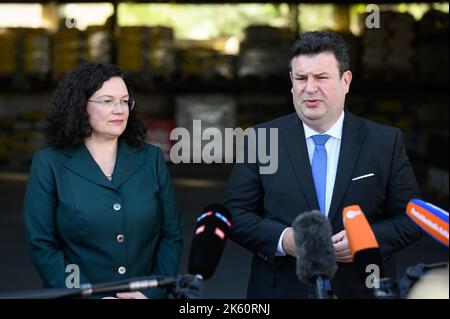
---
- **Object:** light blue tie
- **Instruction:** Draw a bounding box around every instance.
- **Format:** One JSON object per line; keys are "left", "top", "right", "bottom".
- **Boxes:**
{"left": 311, "top": 134, "right": 331, "bottom": 215}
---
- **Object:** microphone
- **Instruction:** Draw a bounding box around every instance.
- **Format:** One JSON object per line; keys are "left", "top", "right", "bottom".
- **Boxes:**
{"left": 0, "top": 276, "right": 176, "bottom": 299}
{"left": 342, "top": 205, "right": 387, "bottom": 297}
{"left": 0, "top": 286, "right": 86, "bottom": 299}
{"left": 188, "top": 203, "right": 232, "bottom": 281}
{"left": 406, "top": 199, "right": 449, "bottom": 247}
{"left": 80, "top": 276, "right": 177, "bottom": 297}
{"left": 293, "top": 210, "right": 337, "bottom": 299}
{"left": 174, "top": 274, "right": 204, "bottom": 299}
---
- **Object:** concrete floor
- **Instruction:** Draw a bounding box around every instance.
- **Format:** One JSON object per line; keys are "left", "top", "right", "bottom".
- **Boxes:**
{"left": 0, "top": 163, "right": 447, "bottom": 299}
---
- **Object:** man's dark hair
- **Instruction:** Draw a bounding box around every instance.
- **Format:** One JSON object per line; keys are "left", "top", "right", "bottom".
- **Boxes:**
{"left": 289, "top": 31, "right": 350, "bottom": 76}
{"left": 45, "top": 62, "right": 147, "bottom": 149}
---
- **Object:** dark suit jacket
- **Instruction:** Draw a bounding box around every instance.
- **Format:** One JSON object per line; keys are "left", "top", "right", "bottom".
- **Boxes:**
{"left": 224, "top": 111, "right": 422, "bottom": 298}
{"left": 24, "top": 140, "right": 183, "bottom": 298}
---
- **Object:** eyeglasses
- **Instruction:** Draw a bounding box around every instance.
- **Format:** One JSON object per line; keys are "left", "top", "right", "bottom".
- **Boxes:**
{"left": 88, "top": 97, "right": 135, "bottom": 111}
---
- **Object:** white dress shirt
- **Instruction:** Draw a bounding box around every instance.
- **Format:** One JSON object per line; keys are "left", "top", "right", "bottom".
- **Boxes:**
{"left": 276, "top": 111, "right": 345, "bottom": 256}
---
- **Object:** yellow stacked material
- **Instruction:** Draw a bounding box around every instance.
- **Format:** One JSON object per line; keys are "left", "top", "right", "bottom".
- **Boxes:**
{"left": 0, "top": 29, "right": 18, "bottom": 76}
{"left": 118, "top": 26, "right": 175, "bottom": 77}
{"left": 374, "top": 99, "right": 403, "bottom": 114}
{"left": 20, "top": 111, "right": 45, "bottom": 122}
{"left": 23, "top": 28, "right": 51, "bottom": 75}
{"left": 148, "top": 26, "right": 174, "bottom": 75}
{"left": 0, "top": 118, "right": 14, "bottom": 164}
{"left": 177, "top": 47, "right": 217, "bottom": 79}
{"left": 175, "top": 38, "right": 236, "bottom": 80}
{"left": 117, "top": 27, "right": 145, "bottom": 72}
{"left": 0, "top": 135, "right": 8, "bottom": 158}
{"left": 118, "top": 48, "right": 143, "bottom": 71}
{"left": 11, "top": 111, "right": 46, "bottom": 166}
{"left": 53, "top": 27, "right": 86, "bottom": 80}
{"left": 238, "top": 25, "right": 293, "bottom": 78}
{"left": 86, "top": 25, "right": 111, "bottom": 64}
{"left": 361, "top": 11, "right": 415, "bottom": 82}
{"left": 416, "top": 10, "right": 449, "bottom": 84}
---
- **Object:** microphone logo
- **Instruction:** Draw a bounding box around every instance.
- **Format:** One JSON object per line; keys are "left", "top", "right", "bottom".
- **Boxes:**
{"left": 214, "top": 228, "right": 225, "bottom": 240}
{"left": 195, "top": 225, "right": 205, "bottom": 235}
{"left": 410, "top": 206, "right": 448, "bottom": 239}
{"left": 345, "top": 210, "right": 361, "bottom": 219}
{"left": 406, "top": 200, "right": 449, "bottom": 247}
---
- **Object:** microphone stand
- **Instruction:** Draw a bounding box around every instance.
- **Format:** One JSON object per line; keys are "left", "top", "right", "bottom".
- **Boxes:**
{"left": 81, "top": 276, "right": 177, "bottom": 297}
{"left": 314, "top": 276, "right": 335, "bottom": 299}
{"left": 0, "top": 276, "right": 177, "bottom": 299}
{"left": 0, "top": 286, "right": 86, "bottom": 299}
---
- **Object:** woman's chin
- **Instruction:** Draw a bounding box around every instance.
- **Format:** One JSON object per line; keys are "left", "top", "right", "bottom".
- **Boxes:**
{"left": 108, "top": 128, "right": 126, "bottom": 138}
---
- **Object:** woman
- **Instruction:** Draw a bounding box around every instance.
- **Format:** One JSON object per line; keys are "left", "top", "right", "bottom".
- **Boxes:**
{"left": 23, "top": 62, "right": 183, "bottom": 299}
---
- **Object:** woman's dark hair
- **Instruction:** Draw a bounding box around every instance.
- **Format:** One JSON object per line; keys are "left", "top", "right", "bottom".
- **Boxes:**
{"left": 45, "top": 62, "right": 147, "bottom": 148}
{"left": 289, "top": 31, "right": 350, "bottom": 76}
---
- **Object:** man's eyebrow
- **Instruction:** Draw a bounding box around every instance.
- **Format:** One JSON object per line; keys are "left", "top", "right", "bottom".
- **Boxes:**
{"left": 293, "top": 72, "right": 331, "bottom": 77}
{"left": 315, "top": 72, "right": 330, "bottom": 76}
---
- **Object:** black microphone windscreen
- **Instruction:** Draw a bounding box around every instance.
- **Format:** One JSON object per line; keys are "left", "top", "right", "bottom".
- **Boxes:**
{"left": 293, "top": 210, "right": 337, "bottom": 284}
{"left": 188, "top": 203, "right": 231, "bottom": 280}
{"left": 175, "top": 274, "right": 204, "bottom": 299}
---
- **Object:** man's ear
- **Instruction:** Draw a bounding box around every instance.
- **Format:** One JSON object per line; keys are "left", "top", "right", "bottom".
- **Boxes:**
{"left": 342, "top": 70, "right": 352, "bottom": 93}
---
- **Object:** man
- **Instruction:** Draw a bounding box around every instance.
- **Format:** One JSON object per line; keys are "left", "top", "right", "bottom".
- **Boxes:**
{"left": 224, "top": 31, "right": 422, "bottom": 298}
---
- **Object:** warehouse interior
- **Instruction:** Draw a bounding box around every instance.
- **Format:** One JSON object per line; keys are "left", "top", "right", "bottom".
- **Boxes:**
{"left": 0, "top": 1, "right": 448, "bottom": 298}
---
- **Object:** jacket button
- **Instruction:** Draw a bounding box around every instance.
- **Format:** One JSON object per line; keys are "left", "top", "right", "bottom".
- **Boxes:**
{"left": 118, "top": 266, "right": 126, "bottom": 274}
{"left": 113, "top": 203, "right": 121, "bottom": 211}
{"left": 116, "top": 234, "right": 125, "bottom": 243}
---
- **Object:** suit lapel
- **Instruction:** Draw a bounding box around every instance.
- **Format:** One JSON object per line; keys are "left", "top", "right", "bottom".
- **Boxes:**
{"left": 61, "top": 140, "right": 147, "bottom": 190}
{"left": 327, "top": 111, "right": 365, "bottom": 221}
{"left": 282, "top": 113, "right": 318, "bottom": 211}
{"left": 112, "top": 139, "right": 147, "bottom": 188}
{"left": 62, "top": 144, "right": 116, "bottom": 190}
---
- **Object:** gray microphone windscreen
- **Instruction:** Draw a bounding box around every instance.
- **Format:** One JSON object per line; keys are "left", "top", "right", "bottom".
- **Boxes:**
{"left": 293, "top": 210, "right": 337, "bottom": 284}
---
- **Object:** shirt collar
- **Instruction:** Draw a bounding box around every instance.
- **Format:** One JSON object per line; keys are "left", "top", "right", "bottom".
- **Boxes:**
{"left": 303, "top": 110, "right": 345, "bottom": 140}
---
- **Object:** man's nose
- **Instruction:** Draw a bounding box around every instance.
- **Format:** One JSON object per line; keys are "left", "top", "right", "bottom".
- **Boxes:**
{"left": 305, "top": 77, "right": 318, "bottom": 93}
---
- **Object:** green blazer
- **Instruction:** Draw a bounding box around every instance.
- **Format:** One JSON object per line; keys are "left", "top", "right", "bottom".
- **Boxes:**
{"left": 23, "top": 140, "right": 183, "bottom": 298}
